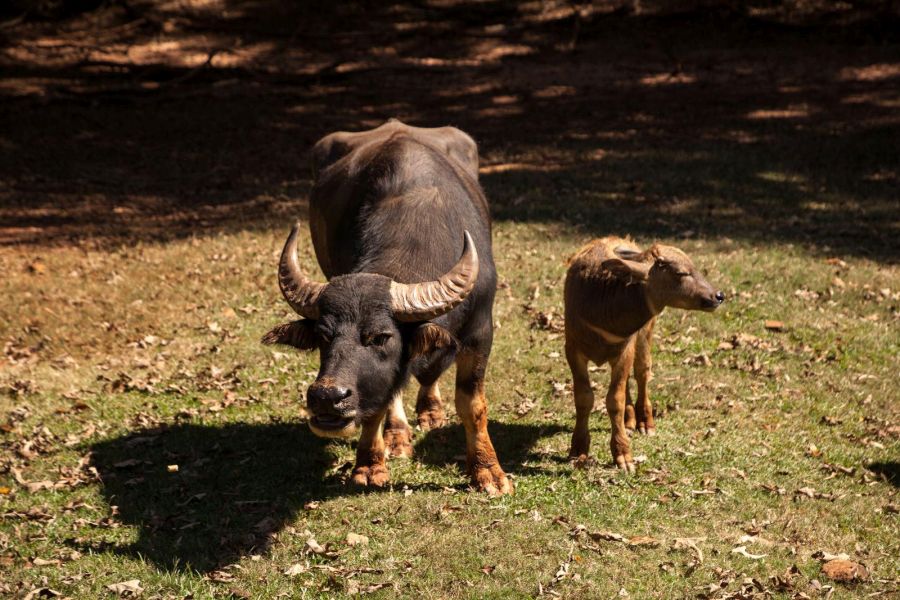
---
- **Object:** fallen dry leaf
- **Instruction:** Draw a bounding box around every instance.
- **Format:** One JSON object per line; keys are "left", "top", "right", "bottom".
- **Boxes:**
{"left": 731, "top": 546, "right": 766, "bottom": 560}
{"left": 627, "top": 536, "right": 660, "bottom": 547}
{"left": 304, "top": 537, "right": 338, "bottom": 558}
{"left": 284, "top": 563, "right": 307, "bottom": 576}
{"left": 589, "top": 531, "right": 627, "bottom": 543}
{"left": 813, "top": 550, "right": 851, "bottom": 562}
{"left": 672, "top": 537, "right": 705, "bottom": 563}
{"left": 23, "top": 589, "right": 61, "bottom": 600}
{"left": 106, "top": 579, "right": 143, "bottom": 596}
{"left": 346, "top": 532, "right": 369, "bottom": 547}
{"left": 821, "top": 559, "right": 868, "bottom": 582}
{"left": 764, "top": 320, "right": 785, "bottom": 331}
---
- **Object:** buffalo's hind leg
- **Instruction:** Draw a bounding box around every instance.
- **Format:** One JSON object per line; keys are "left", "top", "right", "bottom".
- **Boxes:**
{"left": 384, "top": 390, "right": 414, "bottom": 458}
{"left": 454, "top": 350, "right": 513, "bottom": 496}
{"left": 567, "top": 345, "right": 594, "bottom": 460}
{"left": 351, "top": 409, "right": 390, "bottom": 488}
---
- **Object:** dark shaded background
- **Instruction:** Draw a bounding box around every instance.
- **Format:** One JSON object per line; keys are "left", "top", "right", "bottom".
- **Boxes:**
{"left": 1, "top": 0, "right": 898, "bottom": 260}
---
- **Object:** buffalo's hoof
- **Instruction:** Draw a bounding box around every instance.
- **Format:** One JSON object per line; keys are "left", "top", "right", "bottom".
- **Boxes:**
{"left": 571, "top": 454, "right": 593, "bottom": 469}
{"left": 350, "top": 464, "right": 390, "bottom": 488}
{"left": 416, "top": 409, "right": 446, "bottom": 432}
{"left": 613, "top": 454, "right": 636, "bottom": 473}
{"left": 471, "top": 464, "right": 513, "bottom": 497}
{"left": 384, "top": 426, "right": 414, "bottom": 459}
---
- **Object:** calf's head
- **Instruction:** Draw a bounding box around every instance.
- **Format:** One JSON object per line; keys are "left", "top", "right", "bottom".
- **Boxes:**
{"left": 263, "top": 224, "right": 476, "bottom": 438}
{"left": 607, "top": 243, "right": 725, "bottom": 313}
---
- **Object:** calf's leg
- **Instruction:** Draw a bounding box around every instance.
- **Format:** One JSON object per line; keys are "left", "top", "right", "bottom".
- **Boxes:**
{"left": 383, "top": 390, "right": 414, "bottom": 458}
{"left": 350, "top": 409, "right": 390, "bottom": 488}
{"left": 454, "top": 350, "right": 513, "bottom": 496}
{"left": 634, "top": 318, "right": 656, "bottom": 435}
{"left": 567, "top": 345, "right": 594, "bottom": 459}
{"left": 415, "top": 381, "right": 445, "bottom": 431}
{"left": 607, "top": 340, "right": 636, "bottom": 472}
{"left": 624, "top": 378, "right": 637, "bottom": 433}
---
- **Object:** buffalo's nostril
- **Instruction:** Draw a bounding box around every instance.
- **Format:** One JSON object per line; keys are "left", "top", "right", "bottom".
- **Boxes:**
{"left": 308, "top": 385, "right": 352, "bottom": 411}
{"left": 715, "top": 291, "right": 725, "bottom": 303}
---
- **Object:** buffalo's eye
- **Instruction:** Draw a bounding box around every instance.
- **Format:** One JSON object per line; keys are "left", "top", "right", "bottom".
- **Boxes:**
{"left": 366, "top": 333, "right": 392, "bottom": 347}
{"left": 675, "top": 271, "right": 691, "bottom": 278}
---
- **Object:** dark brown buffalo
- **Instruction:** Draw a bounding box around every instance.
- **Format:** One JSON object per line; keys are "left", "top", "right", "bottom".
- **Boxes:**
{"left": 263, "top": 119, "right": 512, "bottom": 495}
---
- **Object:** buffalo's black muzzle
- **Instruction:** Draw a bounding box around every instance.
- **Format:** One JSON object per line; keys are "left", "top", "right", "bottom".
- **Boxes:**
{"left": 307, "top": 383, "right": 356, "bottom": 430}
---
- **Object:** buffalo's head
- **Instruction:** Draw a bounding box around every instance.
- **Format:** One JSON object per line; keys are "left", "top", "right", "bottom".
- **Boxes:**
{"left": 263, "top": 224, "right": 476, "bottom": 438}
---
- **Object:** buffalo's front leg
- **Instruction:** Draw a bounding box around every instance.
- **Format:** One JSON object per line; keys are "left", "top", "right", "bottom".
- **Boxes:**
{"left": 384, "top": 391, "right": 413, "bottom": 458}
{"left": 351, "top": 409, "right": 390, "bottom": 488}
{"left": 454, "top": 351, "right": 512, "bottom": 496}
{"left": 633, "top": 318, "right": 656, "bottom": 436}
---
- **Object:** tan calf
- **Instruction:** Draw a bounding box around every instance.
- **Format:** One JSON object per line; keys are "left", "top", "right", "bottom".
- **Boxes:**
{"left": 564, "top": 237, "right": 724, "bottom": 472}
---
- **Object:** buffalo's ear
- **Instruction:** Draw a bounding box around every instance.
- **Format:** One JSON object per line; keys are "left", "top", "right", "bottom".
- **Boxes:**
{"left": 261, "top": 320, "right": 318, "bottom": 351}
{"left": 410, "top": 323, "right": 457, "bottom": 358}
{"left": 601, "top": 258, "right": 650, "bottom": 282}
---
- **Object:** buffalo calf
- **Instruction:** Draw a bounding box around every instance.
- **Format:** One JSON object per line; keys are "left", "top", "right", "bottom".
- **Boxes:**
{"left": 564, "top": 237, "right": 724, "bottom": 472}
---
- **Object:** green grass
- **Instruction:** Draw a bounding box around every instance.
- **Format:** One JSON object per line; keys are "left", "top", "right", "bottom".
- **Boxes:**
{"left": 2, "top": 212, "right": 897, "bottom": 598}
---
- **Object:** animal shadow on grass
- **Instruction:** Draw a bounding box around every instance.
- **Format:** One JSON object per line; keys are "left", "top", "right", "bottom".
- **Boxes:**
{"left": 415, "top": 421, "right": 568, "bottom": 477}
{"left": 868, "top": 461, "right": 900, "bottom": 488}
{"left": 89, "top": 421, "right": 344, "bottom": 573}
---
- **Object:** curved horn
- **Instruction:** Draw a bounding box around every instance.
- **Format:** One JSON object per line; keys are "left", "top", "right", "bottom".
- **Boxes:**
{"left": 278, "top": 222, "right": 326, "bottom": 319}
{"left": 390, "top": 231, "right": 479, "bottom": 322}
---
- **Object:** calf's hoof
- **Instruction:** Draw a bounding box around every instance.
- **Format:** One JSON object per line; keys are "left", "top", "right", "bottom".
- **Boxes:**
{"left": 416, "top": 409, "right": 446, "bottom": 431}
{"left": 613, "top": 454, "right": 636, "bottom": 473}
{"left": 637, "top": 424, "right": 656, "bottom": 436}
{"left": 471, "top": 464, "right": 514, "bottom": 497}
{"left": 384, "top": 426, "right": 414, "bottom": 459}
{"left": 350, "top": 464, "right": 390, "bottom": 488}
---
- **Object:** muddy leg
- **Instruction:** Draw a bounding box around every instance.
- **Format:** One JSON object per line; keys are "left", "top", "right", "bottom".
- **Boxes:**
{"left": 634, "top": 318, "right": 656, "bottom": 436}
{"left": 607, "top": 340, "right": 636, "bottom": 472}
{"left": 454, "top": 350, "right": 513, "bottom": 496}
{"left": 350, "top": 409, "right": 390, "bottom": 488}
{"left": 567, "top": 346, "right": 594, "bottom": 459}
{"left": 384, "top": 390, "right": 414, "bottom": 458}
{"left": 415, "top": 381, "right": 445, "bottom": 431}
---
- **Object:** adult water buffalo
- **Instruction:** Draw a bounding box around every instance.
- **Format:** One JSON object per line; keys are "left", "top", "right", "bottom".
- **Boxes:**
{"left": 263, "top": 119, "right": 512, "bottom": 495}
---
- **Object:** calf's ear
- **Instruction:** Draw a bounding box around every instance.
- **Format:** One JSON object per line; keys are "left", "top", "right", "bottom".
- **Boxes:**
{"left": 410, "top": 323, "right": 457, "bottom": 358}
{"left": 601, "top": 258, "right": 650, "bottom": 282}
{"left": 261, "top": 320, "right": 318, "bottom": 351}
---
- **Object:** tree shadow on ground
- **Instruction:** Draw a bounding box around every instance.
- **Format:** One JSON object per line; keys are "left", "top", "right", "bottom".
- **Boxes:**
{"left": 89, "top": 421, "right": 343, "bottom": 572}
{"left": 2, "top": 2, "right": 898, "bottom": 261}
{"left": 415, "top": 421, "right": 568, "bottom": 476}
